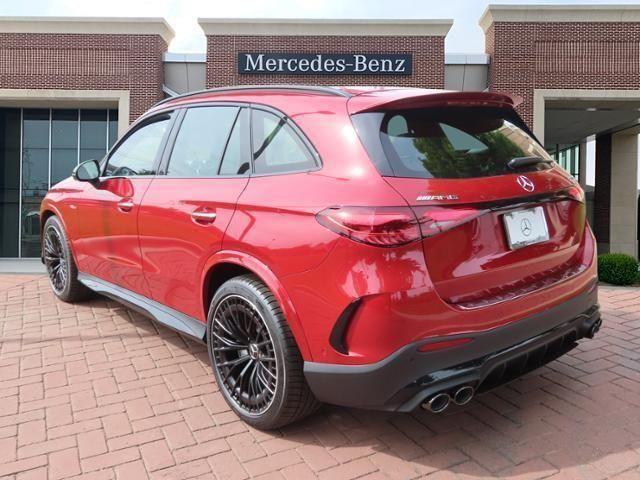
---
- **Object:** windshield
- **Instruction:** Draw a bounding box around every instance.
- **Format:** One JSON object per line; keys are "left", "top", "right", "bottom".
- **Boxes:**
{"left": 352, "top": 107, "right": 553, "bottom": 179}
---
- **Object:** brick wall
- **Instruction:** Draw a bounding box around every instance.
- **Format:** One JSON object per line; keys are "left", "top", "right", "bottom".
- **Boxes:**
{"left": 205, "top": 35, "right": 445, "bottom": 89}
{"left": 0, "top": 33, "right": 167, "bottom": 122}
{"left": 485, "top": 22, "right": 640, "bottom": 127}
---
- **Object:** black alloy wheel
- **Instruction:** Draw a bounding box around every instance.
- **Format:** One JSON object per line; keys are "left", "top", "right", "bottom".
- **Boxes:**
{"left": 43, "top": 224, "right": 68, "bottom": 294}
{"left": 210, "top": 294, "right": 278, "bottom": 415}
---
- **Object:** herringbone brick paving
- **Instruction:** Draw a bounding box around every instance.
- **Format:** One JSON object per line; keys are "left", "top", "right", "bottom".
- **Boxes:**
{"left": 1, "top": 275, "right": 639, "bottom": 479}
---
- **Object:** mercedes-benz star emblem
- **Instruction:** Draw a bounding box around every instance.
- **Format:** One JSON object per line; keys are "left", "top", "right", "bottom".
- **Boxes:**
{"left": 520, "top": 218, "right": 532, "bottom": 237}
{"left": 517, "top": 175, "right": 535, "bottom": 192}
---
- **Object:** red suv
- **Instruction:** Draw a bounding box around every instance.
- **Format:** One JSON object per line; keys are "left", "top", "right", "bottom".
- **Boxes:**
{"left": 41, "top": 86, "right": 600, "bottom": 429}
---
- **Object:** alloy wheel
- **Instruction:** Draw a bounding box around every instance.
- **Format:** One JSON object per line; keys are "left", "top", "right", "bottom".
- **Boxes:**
{"left": 43, "top": 225, "right": 68, "bottom": 294}
{"left": 211, "top": 294, "right": 278, "bottom": 415}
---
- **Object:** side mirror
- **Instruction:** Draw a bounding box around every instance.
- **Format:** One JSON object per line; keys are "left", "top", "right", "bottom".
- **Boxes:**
{"left": 72, "top": 159, "right": 101, "bottom": 185}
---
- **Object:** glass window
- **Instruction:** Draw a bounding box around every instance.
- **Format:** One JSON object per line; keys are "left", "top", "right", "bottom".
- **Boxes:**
{"left": 51, "top": 110, "right": 79, "bottom": 185}
{"left": 251, "top": 109, "right": 316, "bottom": 175}
{"left": 104, "top": 117, "right": 170, "bottom": 177}
{"left": 353, "top": 107, "right": 552, "bottom": 179}
{"left": 167, "top": 106, "right": 238, "bottom": 177}
{"left": 0, "top": 109, "right": 21, "bottom": 257}
{"left": 80, "top": 110, "right": 107, "bottom": 162}
{"left": 22, "top": 109, "right": 50, "bottom": 257}
{"left": 220, "top": 108, "right": 250, "bottom": 176}
{"left": 108, "top": 109, "right": 118, "bottom": 151}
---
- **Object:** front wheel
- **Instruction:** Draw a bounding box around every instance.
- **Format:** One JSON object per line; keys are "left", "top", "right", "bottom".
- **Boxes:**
{"left": 206, "top": 274, "right": 319, "bottom": 429}
{"left": 42, "top": 216, "right": 92, "bottom": 302}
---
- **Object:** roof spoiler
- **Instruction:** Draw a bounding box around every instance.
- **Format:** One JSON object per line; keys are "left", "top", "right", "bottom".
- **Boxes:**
{"left": 348, "top": 91, "right": 523, "bottom": 114}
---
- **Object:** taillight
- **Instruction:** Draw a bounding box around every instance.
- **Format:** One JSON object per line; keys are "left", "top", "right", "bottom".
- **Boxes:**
{"left": 413, "top": 206, "right": 487, "bottom": 238}
{"left": 316, "top": 206, "right": 421, "bottom": 247}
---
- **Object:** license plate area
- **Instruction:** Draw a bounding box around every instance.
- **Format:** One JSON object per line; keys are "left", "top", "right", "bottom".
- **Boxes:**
{"left": 503, "top": 206, "right": 549, "bottom": 250}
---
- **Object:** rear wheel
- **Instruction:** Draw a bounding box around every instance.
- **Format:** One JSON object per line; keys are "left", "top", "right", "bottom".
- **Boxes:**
{"left": 43, "top": 216, "right": 91, "bottom": 302}
{"left": 206, "top": 274, "right": 319, "bottom": 429}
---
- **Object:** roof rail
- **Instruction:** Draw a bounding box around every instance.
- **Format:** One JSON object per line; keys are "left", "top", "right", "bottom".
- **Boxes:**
{"left": 153, "top": 84, "right": 351, "bottom": 108}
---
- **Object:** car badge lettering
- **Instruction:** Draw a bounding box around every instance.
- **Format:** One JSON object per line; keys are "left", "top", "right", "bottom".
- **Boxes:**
{"left": 416, "top": 194, "right": 459, "bottom": 201}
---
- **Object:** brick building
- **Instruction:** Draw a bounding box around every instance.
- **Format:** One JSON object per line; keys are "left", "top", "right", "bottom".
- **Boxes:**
{"left": 1, "top": 7, "right": 639, "bottom": 265}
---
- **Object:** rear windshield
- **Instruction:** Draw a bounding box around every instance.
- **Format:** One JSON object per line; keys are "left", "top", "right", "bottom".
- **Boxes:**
{"left": 352, "top": 107, "right": 553, "bottom": 179}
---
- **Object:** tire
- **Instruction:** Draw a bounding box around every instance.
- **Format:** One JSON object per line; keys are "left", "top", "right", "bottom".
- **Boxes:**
{"left": 42, "top": 216, "right": 92, "bottom": 302}
{"left": 206, "top": 274, "right": 320, "bottom": 429}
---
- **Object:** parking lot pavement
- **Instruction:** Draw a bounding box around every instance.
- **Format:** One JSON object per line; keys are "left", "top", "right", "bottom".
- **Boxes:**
{"left": 0, "top": 275, "right": 639, "bottom": 479}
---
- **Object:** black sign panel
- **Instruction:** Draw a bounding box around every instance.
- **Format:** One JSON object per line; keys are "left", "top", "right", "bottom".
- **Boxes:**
{"left": 238, "top": 53, "right": 412, "bottom": 75}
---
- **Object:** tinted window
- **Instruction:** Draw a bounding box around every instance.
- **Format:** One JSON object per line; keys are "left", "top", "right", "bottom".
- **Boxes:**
{"left": 167, "top": 106, "right": 239, "bottom": 177}
{"left": 353, "top": 107, "right": 552, "bottom": 179}
{"left": 219, "top": 108, "right": 250, "bottom": 176}
{"left": 104, "top": 117, "right": 170, "bottom": 177}
{"left": 251, "top": 109, "right": 316, "bottom": 175}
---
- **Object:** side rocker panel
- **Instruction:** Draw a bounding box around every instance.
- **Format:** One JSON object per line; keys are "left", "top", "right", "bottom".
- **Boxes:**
{"left": 78, "top": 273, "right": 206, "bottom": 342}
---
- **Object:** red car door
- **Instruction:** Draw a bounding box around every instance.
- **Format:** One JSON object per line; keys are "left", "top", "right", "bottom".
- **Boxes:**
{"left": 138, "top": 105, "right": 250, "bottom": 321}
{"left": 72, "top": 113, "right": 174, "bottom": 297}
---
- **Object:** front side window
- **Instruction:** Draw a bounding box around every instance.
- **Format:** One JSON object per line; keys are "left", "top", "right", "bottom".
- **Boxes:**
{"left": 167, "top": 106, "right": 239, "bottom": 177}
{"left": 251, "top": 109, "right": 316, "bottom": 175}
{"left": 104, "top": 116, "right": 170, "bottom": 177}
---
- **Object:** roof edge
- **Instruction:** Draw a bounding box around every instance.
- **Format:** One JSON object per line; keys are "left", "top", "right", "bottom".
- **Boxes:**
{"left": 0, "top": 16, "right": 175, "bottom": 45}
{"left": 480, "top": 4, "right": 640, "bottom": 32}
{"left": 198, "top": 18, "right": 453, "bottom": 37}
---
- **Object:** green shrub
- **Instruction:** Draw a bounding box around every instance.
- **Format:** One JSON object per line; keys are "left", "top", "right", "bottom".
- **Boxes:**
{"left": 598, "top": 253, "right": 639, "bottom": 286}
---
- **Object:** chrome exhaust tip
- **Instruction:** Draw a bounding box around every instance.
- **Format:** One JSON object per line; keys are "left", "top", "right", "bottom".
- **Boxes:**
{"left": 422, "top": 393, "right": 451, "bottom": 413}
{"left": 452, "top": 386, "right": 474, "bottom": 406}
{"left": 586, "top": 318, "right": 602, "bottom": 339}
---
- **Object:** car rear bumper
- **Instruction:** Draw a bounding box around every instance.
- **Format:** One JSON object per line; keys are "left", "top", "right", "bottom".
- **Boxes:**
{"left": 303, "top": 280, "right": 599, "bottom": 412}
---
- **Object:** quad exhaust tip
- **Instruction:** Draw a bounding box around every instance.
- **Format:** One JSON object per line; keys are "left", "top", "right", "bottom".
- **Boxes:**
{"left": 453, "top": 386, "right": 474, "bottom": 406}
{"left": 423, "top": 393, "right": 451, "bottom": 413}
{"left": 422, "top": 386, "right": 475, "bottom": 413}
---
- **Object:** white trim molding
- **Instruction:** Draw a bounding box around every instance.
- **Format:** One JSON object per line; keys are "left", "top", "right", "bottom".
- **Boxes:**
{"left": 0, "top": 89, "right": 130, "bottom": 134}
{"left": 480, "top": 4, "right": 640, "bottom": 32}
{"left": 198, "top": 18, "right": 453, "bottom": 37}
{"left": 532, "top": 88, "right": 640, "bottom": 146}
{"left": 0, "top": 16, "right": 174, "bottom": 45}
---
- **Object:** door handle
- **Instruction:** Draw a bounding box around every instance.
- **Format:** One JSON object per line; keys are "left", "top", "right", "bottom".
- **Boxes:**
{"left": 191, "top": 210, "right": 217, "bottom": 224}
{"left": 117, "top": 199, "right": 134, "bottom": 212}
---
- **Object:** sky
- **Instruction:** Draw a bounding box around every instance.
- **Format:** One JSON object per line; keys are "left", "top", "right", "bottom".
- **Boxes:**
{"left": 3, "top": 0, "right": 640, "bottom": 54}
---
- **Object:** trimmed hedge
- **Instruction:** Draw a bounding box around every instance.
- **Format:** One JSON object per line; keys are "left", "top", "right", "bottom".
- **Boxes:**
{"left": 598, "top": 253, "right": 639, "bottom": 286}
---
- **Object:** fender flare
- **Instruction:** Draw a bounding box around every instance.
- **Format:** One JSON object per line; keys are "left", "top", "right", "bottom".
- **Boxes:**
{"left": 200, "top": 250, "right": 312, "bottom": 360}
{"left": 40, "top": 200, "right": 79, "bottom": 264}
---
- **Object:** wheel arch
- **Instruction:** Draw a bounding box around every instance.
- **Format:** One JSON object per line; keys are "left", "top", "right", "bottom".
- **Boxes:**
{"left": 39, "top": 202, "right": 77, "bottom": 263}
{"left": 201, "top": 251, "right": 312, "bottom": 360}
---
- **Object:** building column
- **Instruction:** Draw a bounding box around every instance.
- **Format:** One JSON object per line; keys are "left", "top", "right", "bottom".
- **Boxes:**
{"left": 578, "top": 140, "right": 587, "bottom": 187}
{"left": 593, "top": 134, "right": 612, "bottom": 253}
{"left": 609, "top": 132, "right": 639, "bottom": 257}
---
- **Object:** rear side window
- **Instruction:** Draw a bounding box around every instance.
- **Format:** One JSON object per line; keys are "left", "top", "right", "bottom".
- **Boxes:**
{"left": 251, "top": 109, "right": 316, "bottom": 175}
{"left": 352, "top": 107, "right": 552, "bottom": 179}
{"left": 219, "top": 108, "right": 250, "bottom": 176}
{"left": 167, "top": 106, "right": 239, "bottom": 177}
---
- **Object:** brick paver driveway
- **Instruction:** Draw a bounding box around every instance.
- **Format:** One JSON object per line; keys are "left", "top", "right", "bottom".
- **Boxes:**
{"left": 1, "top": 275, "right": 639, "bottom": 479}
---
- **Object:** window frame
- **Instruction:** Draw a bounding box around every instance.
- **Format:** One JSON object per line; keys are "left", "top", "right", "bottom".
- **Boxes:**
{"left": 100, "top": 110, "right": 176, "bottom": 179}
{"left": 158, "top": 103, "right": 249, "bottom": 179}
{"left": 248, "top": 104, "right": 322, "bottom": 177}
{"left": 155, "top": 100, "right": 322, "bottom": 179}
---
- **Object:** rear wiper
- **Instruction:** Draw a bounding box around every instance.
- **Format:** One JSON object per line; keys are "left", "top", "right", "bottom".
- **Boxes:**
{"left": 508, "top": 156, "right": 554, "bottom": 170}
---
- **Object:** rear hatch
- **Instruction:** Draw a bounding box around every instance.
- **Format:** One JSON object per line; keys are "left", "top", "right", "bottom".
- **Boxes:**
{"left": 351, "top": 95, "right": 587, "bottom": 308}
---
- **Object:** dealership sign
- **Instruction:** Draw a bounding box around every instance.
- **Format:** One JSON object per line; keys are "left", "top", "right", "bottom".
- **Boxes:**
{"left": 238, "top": 53, "right": 412, "bottom": 75}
